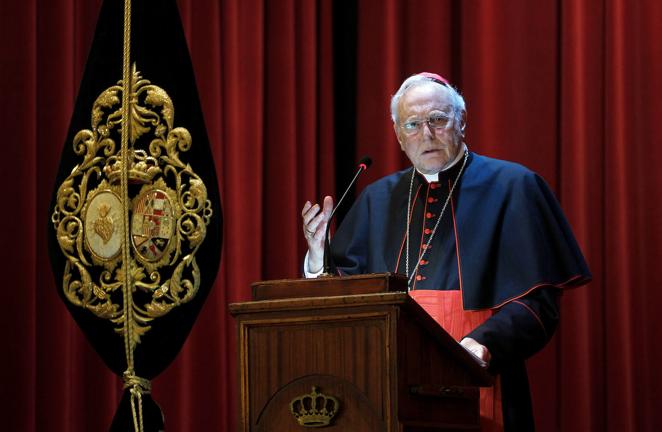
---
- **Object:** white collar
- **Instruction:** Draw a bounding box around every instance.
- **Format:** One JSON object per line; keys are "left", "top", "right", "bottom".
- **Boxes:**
{"left": 418, "top": 144, "right": 467, "bottom": 182}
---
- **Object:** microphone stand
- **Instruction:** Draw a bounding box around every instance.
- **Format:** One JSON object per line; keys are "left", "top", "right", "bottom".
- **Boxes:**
{"left": 320, "top": 157, "right": 372, "bottom": 277}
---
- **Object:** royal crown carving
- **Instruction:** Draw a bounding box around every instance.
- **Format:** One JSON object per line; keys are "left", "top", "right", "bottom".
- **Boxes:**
{"left": 289, "top": 386, "right": 340, "bottom": 428}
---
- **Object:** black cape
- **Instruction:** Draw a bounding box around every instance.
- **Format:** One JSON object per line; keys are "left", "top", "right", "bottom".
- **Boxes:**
{"left": 331, "top": 151, "right": 590, "bottom": 308}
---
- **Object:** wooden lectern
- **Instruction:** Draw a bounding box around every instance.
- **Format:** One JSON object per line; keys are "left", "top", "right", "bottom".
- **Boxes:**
{"left": 229, "top": 273, "right": 493, "bottom": 432}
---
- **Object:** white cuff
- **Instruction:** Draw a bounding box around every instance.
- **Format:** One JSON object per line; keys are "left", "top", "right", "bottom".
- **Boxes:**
{"left": 303, "top": 251, "right": 323, "bottom": 278}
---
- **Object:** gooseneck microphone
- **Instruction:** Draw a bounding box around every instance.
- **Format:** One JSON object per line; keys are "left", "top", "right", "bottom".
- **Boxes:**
{"left": 321, "top": 155, "right": 372, "bottom": 276}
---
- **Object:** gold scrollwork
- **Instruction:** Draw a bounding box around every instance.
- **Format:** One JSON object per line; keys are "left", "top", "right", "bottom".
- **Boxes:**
{"left": 52, "top": 64, "right": 212, "bottom": 350}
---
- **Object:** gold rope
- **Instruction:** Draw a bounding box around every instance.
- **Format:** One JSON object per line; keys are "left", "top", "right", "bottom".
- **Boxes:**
{"left": 119, "top": 0, "right": 143, "bottom": 431}
{"left": 124, "top": 372, "right": 152, "bottom": 432}
{"left": 120, "top": 0, "right": 132, "bottom": 369}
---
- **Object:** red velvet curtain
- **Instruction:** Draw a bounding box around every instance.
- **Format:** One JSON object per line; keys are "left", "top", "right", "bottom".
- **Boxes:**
{"left": 354, "top": 1, "right": 662, "bottom": 431}
{"left": 1, "top": 0, "right": 661, "bottom": 431}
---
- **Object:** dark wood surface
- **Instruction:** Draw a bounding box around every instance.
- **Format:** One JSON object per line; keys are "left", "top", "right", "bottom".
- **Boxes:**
{"left": 250, "top": 272, "right": 408, "bottom": 301}
{"left": 230, "top": 275, "right": 493, "bottom": 432}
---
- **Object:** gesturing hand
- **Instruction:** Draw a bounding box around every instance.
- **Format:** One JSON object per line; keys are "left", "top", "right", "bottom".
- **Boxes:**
{"left": 301, "top": 196, "right": 334, "bottom": 273}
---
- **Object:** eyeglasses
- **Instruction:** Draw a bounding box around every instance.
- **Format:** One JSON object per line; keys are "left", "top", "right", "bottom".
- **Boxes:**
{"left": 400, "top": 111, "right": 453, "bottom": 135}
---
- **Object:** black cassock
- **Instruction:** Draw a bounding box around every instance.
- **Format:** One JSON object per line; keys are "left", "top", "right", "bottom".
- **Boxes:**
{"left": 329, "top": 151, "right": 591, "bottom": 430}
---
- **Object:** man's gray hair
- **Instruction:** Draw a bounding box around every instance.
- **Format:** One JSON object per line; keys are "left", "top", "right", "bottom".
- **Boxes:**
{"left": 390, "top": 74, "right": 466, "bottom": 126}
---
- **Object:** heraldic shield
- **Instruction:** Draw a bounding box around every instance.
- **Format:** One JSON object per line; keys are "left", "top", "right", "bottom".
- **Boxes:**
{"left": 47, "top": 0, "right": 222, "bottom": 430}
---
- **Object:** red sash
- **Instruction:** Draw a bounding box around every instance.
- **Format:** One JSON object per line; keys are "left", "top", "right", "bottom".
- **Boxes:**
{"left": 409, "top": 290, "right": 503, "bottom": 432}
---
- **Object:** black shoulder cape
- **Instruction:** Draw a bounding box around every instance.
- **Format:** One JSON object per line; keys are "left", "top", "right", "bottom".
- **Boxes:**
{"left": 330, "top": 152, "right": 591, "bottom": 309}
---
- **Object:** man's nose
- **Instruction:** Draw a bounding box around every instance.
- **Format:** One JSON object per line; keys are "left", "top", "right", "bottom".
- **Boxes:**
{"left": 422, "top": 121, "right": 436, "bottom": 138}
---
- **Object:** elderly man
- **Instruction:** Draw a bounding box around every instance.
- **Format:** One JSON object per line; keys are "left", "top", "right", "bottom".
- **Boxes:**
{"left": 301, "top": 72, "right": 590, "bottom": 430}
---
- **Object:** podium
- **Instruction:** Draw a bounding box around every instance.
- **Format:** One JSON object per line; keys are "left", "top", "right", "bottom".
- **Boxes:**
{"left": 229, "top": 273, "right": 493, "bottom": 432}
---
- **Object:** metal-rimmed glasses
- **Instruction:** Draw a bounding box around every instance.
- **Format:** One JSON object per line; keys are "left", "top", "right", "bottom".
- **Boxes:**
{"left": 400, "top": 110, "right": 453, "bottom": 136}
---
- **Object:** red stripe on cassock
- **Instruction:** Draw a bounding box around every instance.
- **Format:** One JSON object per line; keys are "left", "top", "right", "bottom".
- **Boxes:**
{"left": 468, "top": 274, "right": 591, "bottom": 312}
{"left": 412, "top": 184, "right": 433, "bottom": 290}
{"left": 449, "top": 179, "right": 464, "bottom": 308}
{"left": 512, "top": 300, "right": 547, "bottom": 338}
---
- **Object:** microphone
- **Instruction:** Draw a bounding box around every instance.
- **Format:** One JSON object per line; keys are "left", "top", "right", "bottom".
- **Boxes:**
{"left": 321, "top": 155, "right": 372, "bottom": 276}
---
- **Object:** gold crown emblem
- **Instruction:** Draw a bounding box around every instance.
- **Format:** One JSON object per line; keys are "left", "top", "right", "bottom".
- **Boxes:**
{"left": 289, "top": 386, "right": 340, "bottom": 427}
{"left": 103, "top": 149, "right": 161, "bottom": 184}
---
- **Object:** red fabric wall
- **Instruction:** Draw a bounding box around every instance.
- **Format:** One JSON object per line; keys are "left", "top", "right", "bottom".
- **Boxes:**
{"left": 1, "top": 0, "right": 661, "bottom": 430}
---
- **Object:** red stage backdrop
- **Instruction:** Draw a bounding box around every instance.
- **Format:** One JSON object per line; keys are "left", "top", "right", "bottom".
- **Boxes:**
{"left": 1, "top": 0, "right": 661, "bottom": 431}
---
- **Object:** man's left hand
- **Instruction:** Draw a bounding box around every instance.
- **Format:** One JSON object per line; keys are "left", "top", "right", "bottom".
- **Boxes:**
{"left": 460, "top": 337, "right": 491, "bottom": 366}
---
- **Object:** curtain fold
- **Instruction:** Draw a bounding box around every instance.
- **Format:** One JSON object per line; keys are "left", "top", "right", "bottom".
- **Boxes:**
{"left": 1, "top": 1, "right": 37, "bottom": 431}
{"left": 555, "top": 0, "right": 606, "bottom": 430}
{"left": 2, "top": 0, "right": 661, "bottom": 430}
{"left": 346, "top": 1, "right": 662, "bottom": 431}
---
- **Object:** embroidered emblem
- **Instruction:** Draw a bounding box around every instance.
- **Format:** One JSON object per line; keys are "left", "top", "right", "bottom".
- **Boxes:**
{"left": 83, "top": 187, "right": 123, "bottom": 261}
{"left": 132, "top": 188, "right": 175, "bottom": 262}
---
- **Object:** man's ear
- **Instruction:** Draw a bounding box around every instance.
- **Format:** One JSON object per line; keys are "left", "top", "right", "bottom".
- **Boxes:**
{"left": 459, "top": 110, "right": 467, "bottom": 134}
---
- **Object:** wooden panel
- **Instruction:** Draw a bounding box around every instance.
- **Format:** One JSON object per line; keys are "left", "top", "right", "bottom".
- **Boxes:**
{"left": 238, "top": 308, "right": 398, "bottom": 432}
{"left": 397, "top": 311, "right": 481, "bottom": 430}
